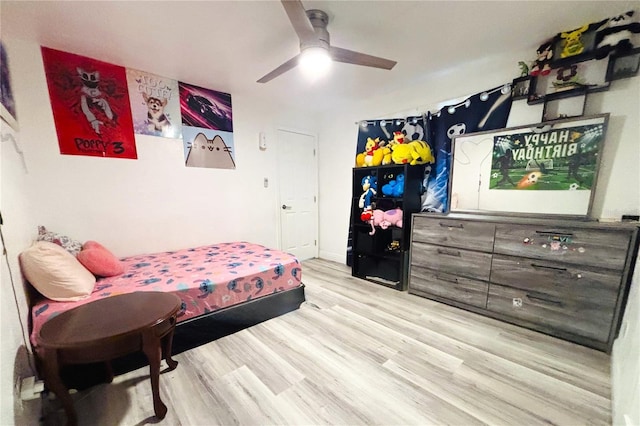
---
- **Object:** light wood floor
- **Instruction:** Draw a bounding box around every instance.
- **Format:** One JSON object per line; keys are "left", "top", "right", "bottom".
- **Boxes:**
{"left": 43, "top": 258, "right": 611, "bottom": 425}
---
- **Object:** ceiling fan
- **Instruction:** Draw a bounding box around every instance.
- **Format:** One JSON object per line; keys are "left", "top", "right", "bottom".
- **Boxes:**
{"left": 257, "top": 0, "right": 397, "bottom": 83}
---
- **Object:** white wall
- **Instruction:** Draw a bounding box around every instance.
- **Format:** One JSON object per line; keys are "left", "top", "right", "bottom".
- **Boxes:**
{"left": 0, "top": 79, "right": 39, "bottom": 425}
{"left": 0, "top": 125, "right": 40, "bottom": 425}
{"left": 4, "top": 37, "right": 319, "bottom": 258}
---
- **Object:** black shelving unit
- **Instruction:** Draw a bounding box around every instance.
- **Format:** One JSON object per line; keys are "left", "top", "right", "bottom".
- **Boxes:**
{"left": 351, "top": 164, "right": 425, "bottom": 290}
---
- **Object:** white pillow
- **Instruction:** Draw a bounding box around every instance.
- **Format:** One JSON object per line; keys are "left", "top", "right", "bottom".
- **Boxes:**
{"left": 20, "top": 241, "right": 96, "bottom": 301}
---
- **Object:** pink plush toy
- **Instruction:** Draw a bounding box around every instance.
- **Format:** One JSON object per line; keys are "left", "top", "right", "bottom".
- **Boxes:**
{"left": 368, "top": 208, "right": 403, "bottom": 235}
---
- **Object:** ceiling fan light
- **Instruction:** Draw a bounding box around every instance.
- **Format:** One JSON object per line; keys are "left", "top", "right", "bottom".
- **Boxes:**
{"left": 299, "top": 47, "right": 332, "bottom": 80}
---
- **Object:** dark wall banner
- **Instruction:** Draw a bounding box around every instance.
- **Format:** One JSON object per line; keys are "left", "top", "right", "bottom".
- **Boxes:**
{"left": 421, "top": 85, "right": 512, "bottom": 212}
{"left": 489, "top": 123, "right": 605, "bottom": 190}
{"left": 41, "top": 47, "right": 137, "bottom": 159}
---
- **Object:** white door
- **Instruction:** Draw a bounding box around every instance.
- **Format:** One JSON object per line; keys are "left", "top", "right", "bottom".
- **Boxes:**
{"left": 277, "top": 129, "right": 318, "bottom": 260}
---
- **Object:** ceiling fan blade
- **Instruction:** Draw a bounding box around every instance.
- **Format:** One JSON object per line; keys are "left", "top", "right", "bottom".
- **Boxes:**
{"left": 281, "top": 0, "right": 316, "bottom": 43}
{"left": 257, "top": 54, "right": 300, "bottom": 83}
{"left": 330, "top": 46, "right": 397, "bottom": 70}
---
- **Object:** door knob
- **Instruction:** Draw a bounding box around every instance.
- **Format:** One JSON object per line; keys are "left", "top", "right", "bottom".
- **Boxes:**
{"left": 282, "top": 204, "right": 292, "bottom": 210}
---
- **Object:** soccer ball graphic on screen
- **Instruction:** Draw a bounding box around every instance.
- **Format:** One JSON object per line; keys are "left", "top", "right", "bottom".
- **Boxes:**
{"left": 517, "top": 171, "right": 542, "bottom": 189}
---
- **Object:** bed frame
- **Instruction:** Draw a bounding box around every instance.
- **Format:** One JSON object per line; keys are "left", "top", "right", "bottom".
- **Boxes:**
{"left": 22, "top": 275, "right": 305, "bottom": 388}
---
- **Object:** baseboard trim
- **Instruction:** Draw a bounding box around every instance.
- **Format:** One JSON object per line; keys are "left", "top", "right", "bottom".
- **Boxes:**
{"left": 318, "top": 250, "right": 345, "bottom": 264}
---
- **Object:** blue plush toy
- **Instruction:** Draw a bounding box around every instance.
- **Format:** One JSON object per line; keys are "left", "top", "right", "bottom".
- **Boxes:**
{"left": 382, "top": 173, "right": 404, "bottom": 197}
{"left": 358, "top": 175, "right": 377, "bottom": 209}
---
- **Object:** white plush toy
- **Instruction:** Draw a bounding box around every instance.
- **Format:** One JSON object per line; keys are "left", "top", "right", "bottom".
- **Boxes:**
{"left": 595, "top": 11, "right": 640, "bottom": 58}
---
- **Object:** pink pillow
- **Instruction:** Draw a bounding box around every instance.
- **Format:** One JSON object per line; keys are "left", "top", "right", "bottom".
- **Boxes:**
{"left": 77, "top": 241, "right": 124, "bottom": 277}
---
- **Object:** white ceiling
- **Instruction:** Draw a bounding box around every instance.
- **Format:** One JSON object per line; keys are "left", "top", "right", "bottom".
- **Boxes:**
{"left": 1, "top": 1, "right": 637, "bottom": 113}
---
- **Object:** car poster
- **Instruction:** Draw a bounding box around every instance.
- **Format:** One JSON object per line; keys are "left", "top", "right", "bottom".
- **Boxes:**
{"left": 41, "top": 47, "right": 137, "bottom": 159}
{"left": 179, "top": 82, "right": 233, "bottom": 132}
{"left": 179, "top": 81, "right": 234, "bottom": 169}
{"left": 126, "top": 69, "right": 182, "bottom": 139}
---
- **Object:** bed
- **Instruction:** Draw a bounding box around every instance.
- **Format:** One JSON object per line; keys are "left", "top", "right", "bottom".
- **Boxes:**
{"left": 23, "top": 241, "right": 305, "bottom": 385}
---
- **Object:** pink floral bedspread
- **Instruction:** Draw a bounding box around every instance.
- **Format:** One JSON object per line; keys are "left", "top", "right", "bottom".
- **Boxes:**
{"left": 30, "top": 242, "right": 302, "bottom": 346}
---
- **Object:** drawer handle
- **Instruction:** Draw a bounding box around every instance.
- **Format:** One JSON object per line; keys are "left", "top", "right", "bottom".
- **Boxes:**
{"left": 437, "top": 248, "right": 461, "bottom": 257}
{"left": 439, "top": 222, "right": 464, "bottom": 229}
{"left": 531, "top": 263, "right": 568, "bottom": 273}
{"left": 435, "top": 274, "right": 458, "bottom": 285}
{"left": 535, "top": 231, "right": 573, "bottom": 237}
{"left": 526, "top": 294, "right": 563, "bottom": 307}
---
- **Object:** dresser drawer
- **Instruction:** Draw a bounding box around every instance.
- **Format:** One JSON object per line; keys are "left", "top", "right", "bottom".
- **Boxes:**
{"left": 490, "top": 254, "right": 621, "bottom": 307}
{"left": 412, "top": 216, "right": 495, "bottom": 252}
{"left": 493, "top": 224, "right": 631, "bottom": 270}
{"left": 410, "top": 265, "right": 488, "bottom": 308}
{"left": 411, "top": 241, "right": 492, "bottom": 281}
{"left": 486, "top": 283, "right": 614, "bottom": 342}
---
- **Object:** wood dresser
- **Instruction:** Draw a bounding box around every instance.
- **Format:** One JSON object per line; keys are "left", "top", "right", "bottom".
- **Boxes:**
{"left": 409, "top": 213, "right": 639, "bottom": 352}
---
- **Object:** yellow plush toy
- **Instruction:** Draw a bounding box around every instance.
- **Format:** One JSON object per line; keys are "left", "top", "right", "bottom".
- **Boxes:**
{"left": 408, "top": 140, "right": 434, "bottom": 165}
{"left": 391, "top": 140, "right": 434, "bottom": 165}
{"left": 363, "top": 137, "right": 384, "bottom": 167}
{"left": 378, "top": 141, "right": 392, "bottom": 165}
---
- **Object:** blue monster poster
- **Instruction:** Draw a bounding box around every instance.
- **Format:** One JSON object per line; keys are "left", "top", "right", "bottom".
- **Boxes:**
{"left": 421, "top": 85, "right": 513, "bottom": 212}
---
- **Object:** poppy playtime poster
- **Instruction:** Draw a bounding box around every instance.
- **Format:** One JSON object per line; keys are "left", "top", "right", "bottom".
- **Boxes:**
{"left": 41, "top": 47, "right": 137, "bottom": 159}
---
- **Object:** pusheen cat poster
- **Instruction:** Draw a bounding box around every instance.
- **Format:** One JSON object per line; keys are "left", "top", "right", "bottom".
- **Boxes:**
{"left": 41, "top": 47, "right": 137, "bottom": 159}
{"left": 179, "top": 82, "right": 233, "bottom": 132}
{"left": 126, "top": 69, "right": 182, "bottom": 139}
{"left": 182, "top": 126, "right": 235, "bottom": 169}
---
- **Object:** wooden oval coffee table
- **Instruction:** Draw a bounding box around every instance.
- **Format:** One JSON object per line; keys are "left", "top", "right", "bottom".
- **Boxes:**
{"left": 37, "top": 291, "right": 181, "bottom": 426}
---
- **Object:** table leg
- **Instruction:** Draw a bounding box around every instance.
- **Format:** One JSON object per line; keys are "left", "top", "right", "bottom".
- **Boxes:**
{"left": 162, "top": 326, "right": 179, "bottom": 371}
{"left": 38, "top": 347, "right": 77, "bottom": 426}
{"left": 104, "top": 361, "right": 114, "bottom": 383}
{"left": 142, "top": 330, "right": 167, "bottom": 420}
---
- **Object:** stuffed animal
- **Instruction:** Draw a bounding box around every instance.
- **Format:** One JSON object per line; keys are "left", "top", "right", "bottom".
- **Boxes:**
{"left": 381, "top": 208, "right": 403, "bottom": 229}
{"left": 363, "top": 137, "right": 384, "bottom": 167}
{"left": 595, "top": 11, "right": 640, "bottom": 59}
{"left": 518, "top": 61, "right": 530, "bottom": 77}
{"left": 355, "top": 137, "right": 380, "bottom": 167}
{"left": 530, "top": 40, "right": 554, "bottom": 76}
{"left": 387, "top": 240, "right": 400, "bottom": 251}
{"left": 358, "top": 175, "right": 377, "bottom": 209}
{"left": 378, "top": 141, "right": 393, "bottom": 165}
{"left": 382, "top": 173, "right": 405, "bottom": 197}
{"left": 391, "top": 140, "right": 434, "bottom": 165}
{"left": 367, "top": 208, "right": 403, "bottom": 235}
{"left": 360, "top": 206, "right": 373, "bottom": 223}
{"left": 559, "top": 24, "right": 590, "bottom": 58}
{"left": 391, "top": 131, "right": 405, "bottom": 147}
